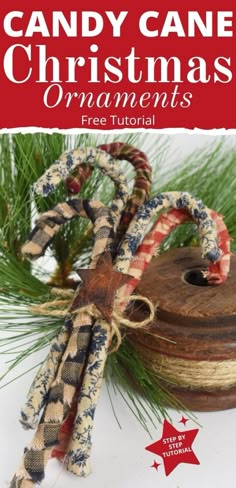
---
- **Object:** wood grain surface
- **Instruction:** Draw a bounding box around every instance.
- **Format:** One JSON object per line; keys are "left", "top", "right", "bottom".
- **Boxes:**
{"left": 127, "top": 247, "right": 236, "bottom": 411}
{"left": 128, "top": 247, "right": 236, "bottom": 361}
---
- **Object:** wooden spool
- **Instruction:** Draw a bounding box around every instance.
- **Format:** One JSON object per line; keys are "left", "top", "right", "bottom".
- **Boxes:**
{"left": 128, "top": 247, "right": 236, "bottom": 412}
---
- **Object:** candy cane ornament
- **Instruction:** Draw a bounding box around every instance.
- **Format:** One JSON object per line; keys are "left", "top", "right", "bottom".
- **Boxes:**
{"left": 124, "top": 208, "right": 231, "bottom": 296}
{"left": 116, "top": 192, "right": 221, "bottom": 275}
{"left": 30, "top": 142, "right": 152, "bottom": 461}
{"left": 61, "top": 144, "right": 230, "bottom": 285}
{"left": 20, "top": 142, "right": 130, "bottom": 429}
{"left": 33, "top": 146, "right": 128, "bottom": 233}
{"left": 98, "top": 142, "right": 152, "bottom": 237}
{"left": 62, "top": 192, "right": 223, "bottom": 477}
{"left": 20, "top": 200, "right": 116, "bottom": 430}
{"left": 48, "top": 207, "right": 231, "bottom": 472}
{"left": 65, "top": 142, "right": 152, "bottom": 237}
{"left": 50, "top": 142, "right": 153, "bottom": 461}
{"left": 12, "top": 149, "right": 131, "bottom": 487}
{"left": 20, "top": 146, "right": 130, "bottom": 428}
{"left": 12, "top": 200, "right": 131, "bottom": 488}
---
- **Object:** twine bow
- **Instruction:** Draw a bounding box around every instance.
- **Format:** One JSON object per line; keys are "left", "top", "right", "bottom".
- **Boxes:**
{"left": 29, "top": 290, "right": 156, "bottom": 353}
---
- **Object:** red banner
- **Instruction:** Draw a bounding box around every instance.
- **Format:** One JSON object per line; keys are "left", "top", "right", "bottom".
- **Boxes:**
{"left": 0, "top": 1, "right": 235, "bottom": 129}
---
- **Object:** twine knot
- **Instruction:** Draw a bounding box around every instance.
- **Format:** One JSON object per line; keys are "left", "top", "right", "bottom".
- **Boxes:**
{"left": 29, "top": 289, "right": 156, "bottom": 353}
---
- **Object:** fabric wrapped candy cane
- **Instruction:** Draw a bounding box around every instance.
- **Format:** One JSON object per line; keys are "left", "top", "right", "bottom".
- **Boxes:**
{"left": 46, "top": 207, "right": 231, "bottom": 470}
{"left": 11, "top": 147, "right": 132, "bottom": 487}
{"left": 33, "top": 146, "right": 127, "bottom": 233}
{"left": 116, "top": 192, "right": 221, "bottom": 273}
{"left": 20, "top": 200, "right": 116, "bottom": 431}
{"left": 53, "top": 145, "right": 230, "bottom": 464}
{"left": 13, "top": 150, "right": 133, "bottom": 486}
{"left": 66, "top": 142, "right": 152, "bottom": 239}
{"left": 27, "top": 142, "right": 152, "bottom": 459}
{"left": 122, "top": 211, "right": 231, "bottom": 310}
{"left": 19, "top": 145, "right": 130, "bottom": 433}
{"left": 203, "top": 210, "right": 231, "bottom": 284}
{"left": 124, "top": 208, "right": 231, "bottom": 294}
{"left": 99, "top": 142, "right": 152, "bottom": 235}
{"left": 49, "top": 142, "right": 153, "bottom": 460}
{"left": 11, "top": 199, "right": 128, "bottom": 488}
{"left": 62, "top": 191, "right": 222, "bottom": 477}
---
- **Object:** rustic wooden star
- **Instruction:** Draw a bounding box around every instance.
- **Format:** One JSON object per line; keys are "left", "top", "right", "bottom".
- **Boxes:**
{"left": 69, "top": 252, "right": 132, "bottom": 323}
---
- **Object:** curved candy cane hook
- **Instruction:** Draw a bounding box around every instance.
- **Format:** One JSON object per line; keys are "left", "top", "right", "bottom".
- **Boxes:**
{"left": 33, "top": 146, "right": 128, "bottom": 232}
{"left": 22, "top": 199, "right": 115, "bottom": 264}
{"left": 116, "top": 191, "right": 221, "bottom": 275}
{"left": 63, "top": 142, "right": 152, "bottom": 253}
{"left": 120, "top": 208, "right": 231, "bottom": 301}
{"left": 99, "top": 143, "right": 152, "bottom": 244}
{"left": 65, "top": 142, "right": 152, "bottom": 235}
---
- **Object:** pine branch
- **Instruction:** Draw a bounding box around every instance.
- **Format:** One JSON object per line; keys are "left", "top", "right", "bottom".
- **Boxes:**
{"left": 0, "top": 133, "right": 236, "bottom": 426}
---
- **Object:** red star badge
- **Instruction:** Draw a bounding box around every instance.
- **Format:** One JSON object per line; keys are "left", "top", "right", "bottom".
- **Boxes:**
{"left": 69, "top": 252, "right": 132, "bottom": 323}
{"left": 146, "top": 420, "right": 200, "bottom": 476}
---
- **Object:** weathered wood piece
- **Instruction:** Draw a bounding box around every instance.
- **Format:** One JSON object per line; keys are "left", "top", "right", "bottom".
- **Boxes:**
{"left": 128, "top": 247, "right": 236, "bottom": 411}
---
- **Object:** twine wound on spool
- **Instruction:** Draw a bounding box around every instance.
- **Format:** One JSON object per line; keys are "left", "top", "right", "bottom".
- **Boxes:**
{"left": 134, "top": 345, "right": 236, "bottom": 390}
{"left": 29, "top": 289, "right": 156, "bottom": 353}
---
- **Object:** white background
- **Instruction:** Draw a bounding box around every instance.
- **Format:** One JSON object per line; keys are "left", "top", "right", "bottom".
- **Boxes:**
{"left": 1, "top": 133, "right": 236, "bottom": 488}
